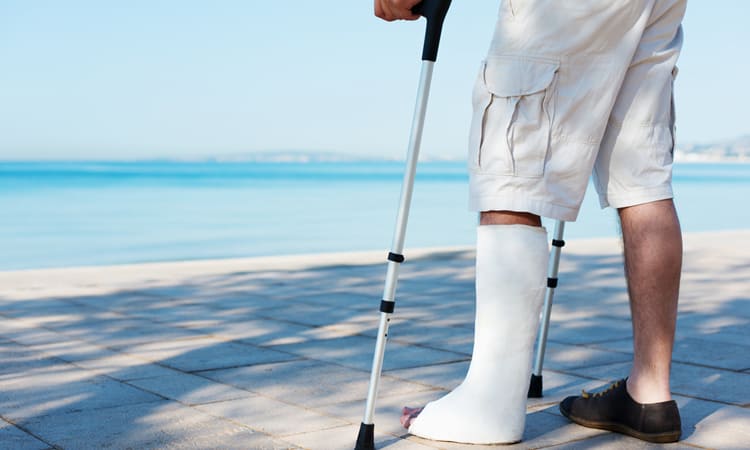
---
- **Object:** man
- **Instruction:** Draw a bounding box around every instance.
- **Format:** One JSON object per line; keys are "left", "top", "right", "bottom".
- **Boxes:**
{"left": 376, "top": 0, "right": 685, "bottom": 444}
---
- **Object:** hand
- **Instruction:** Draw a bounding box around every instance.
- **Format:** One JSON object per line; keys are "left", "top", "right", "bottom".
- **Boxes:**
{"left": 374, "top": 0, "right": 421, "bottom": 21}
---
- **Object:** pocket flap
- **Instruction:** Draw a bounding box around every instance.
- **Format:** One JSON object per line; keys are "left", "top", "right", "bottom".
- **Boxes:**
{"left": 483, "top": 56, "right": 560, "bottom": 97}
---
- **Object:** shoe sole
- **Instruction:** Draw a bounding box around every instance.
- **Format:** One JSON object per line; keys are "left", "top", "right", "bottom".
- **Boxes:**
{"left": 559, "top": 403, "right": 681, "bottom": 444}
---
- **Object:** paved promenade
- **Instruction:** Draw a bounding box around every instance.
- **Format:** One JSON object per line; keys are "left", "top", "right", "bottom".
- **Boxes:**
{"left": 0, "top": 230, "right": 748, "bottom": 449}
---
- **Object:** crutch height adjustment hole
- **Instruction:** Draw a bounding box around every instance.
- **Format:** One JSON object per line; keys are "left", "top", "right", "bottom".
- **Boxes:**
{"left": 552, "top": 239, "right": 566, "bottom": 247}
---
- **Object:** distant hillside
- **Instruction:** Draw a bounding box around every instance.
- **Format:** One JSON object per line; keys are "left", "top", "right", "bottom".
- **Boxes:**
{"left": 676, "top": 135, "right": 750, "bottom": 162}
{"left": 207, "top": 150, "right": 460, "bottom": 163}
{"left": 203, "top": 136, "right": 750, "bottom": 164}
{"left": 207, "top": 151, "right": 380, "bottom": 163}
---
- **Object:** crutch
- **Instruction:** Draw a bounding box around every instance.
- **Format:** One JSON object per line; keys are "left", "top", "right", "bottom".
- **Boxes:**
{"left": 356, "top": 2, "right": 451, "bottom": 449}
{"left": 528, "top": 219, "right": 566, "bottom": 398}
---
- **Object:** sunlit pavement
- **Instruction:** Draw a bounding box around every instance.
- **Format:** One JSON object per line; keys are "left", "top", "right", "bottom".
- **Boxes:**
{"left": 0, "top": 230, "right": 748, "bottom": 449}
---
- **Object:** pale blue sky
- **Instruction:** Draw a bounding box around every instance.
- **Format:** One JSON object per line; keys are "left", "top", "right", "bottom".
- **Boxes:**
{"left": 1, "top": 1, "right": 748, "bottom": 160}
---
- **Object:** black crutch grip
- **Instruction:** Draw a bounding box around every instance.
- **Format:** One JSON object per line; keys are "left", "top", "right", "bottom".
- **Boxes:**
{"left": 411, "top": 0, "right": 452, "bottom": 62}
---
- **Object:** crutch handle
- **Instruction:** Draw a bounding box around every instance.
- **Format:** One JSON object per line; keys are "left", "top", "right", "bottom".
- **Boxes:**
{"left": 411, "top": 0, "right": 452, "bottom": 62}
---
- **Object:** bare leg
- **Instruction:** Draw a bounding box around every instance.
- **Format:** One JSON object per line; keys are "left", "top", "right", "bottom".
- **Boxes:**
{"left": 480, "top": 210, "right": 542, "bottom": 227}
{"left": 619, "top": 199, "right": 682, "bottom": 404}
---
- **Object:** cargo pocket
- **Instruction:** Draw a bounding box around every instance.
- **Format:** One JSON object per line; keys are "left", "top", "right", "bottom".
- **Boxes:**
{"left": 468, "top": 55, "right": 560, "bottom": 178}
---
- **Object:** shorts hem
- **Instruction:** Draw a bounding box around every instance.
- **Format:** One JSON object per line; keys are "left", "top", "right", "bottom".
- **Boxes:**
{"left": 598, "top": 186, "right": 674, "bottom": 209}
{"left": 469, "top": 195, "right": 579, "bottom": 222}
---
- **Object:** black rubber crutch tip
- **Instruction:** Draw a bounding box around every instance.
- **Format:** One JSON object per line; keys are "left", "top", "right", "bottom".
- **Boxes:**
{"left": 355, "top": 423, "right": 375, "bottom": 450}
{"left": 528, "top": 374, "right": 543, "bottom": 398}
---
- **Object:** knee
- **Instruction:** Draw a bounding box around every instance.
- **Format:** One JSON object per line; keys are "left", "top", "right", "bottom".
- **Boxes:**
{"left": 618, "top": 200, "right": 681, "bottom": 232}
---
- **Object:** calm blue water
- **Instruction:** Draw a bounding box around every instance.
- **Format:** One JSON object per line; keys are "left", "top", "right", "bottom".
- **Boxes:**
{"left": 1, "top": 161, "right": 748, "bottom": 270}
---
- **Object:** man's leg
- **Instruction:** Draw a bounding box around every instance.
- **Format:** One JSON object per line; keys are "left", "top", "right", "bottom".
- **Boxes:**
{"left": 620, "top": 199, "right": 682, "bottom": 403}
{"left": 404, "top": 211, "right": 547, "bottom": 444}
{"left": 559, "top": 199, "right": 683, "bottom": 443}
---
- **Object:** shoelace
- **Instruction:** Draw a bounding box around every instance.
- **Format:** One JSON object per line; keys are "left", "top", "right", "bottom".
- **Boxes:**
{"left": 581, "top": 380, "right": 621, "bottom": 399}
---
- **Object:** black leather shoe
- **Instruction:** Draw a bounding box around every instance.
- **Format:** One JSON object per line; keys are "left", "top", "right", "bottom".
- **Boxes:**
{"left": 560, "top": 379, "right": 681, "bottom": 443}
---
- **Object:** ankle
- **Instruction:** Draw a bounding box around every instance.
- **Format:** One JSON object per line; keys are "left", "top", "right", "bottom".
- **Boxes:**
{"left": 626, "top": 375, "right": 672, "bottom": 404}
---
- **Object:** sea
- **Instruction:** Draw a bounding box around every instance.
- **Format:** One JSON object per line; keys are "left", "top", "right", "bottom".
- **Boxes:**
{"left": 1, "top": 160, "right": 748, "bottom": 271}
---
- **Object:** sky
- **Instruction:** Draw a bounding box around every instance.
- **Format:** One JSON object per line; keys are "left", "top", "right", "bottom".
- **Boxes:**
{"left": 1, "top": 1, "right": 749, "bottom": 161}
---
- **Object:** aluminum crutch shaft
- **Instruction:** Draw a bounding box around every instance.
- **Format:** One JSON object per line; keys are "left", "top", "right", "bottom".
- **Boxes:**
{"left": 356, "top": 2, "right": 451, "bottom": 449}
{"left": 528, "top": 219, "right": 566, "bottom": 398}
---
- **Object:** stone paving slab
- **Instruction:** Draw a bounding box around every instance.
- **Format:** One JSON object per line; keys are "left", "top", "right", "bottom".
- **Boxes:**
{"left": 674, "top": 313, "right": 750, "bottom": 347}
{"left": 682, "top": 403, "right": 750, "bottom": 449}
{"left": 191, "top": 317, "right": 321, "bottom": 346}
{"left": 275, "top": 292, "right": 377, "bottom": 311}
{"left": 387, "top": 360, "right": 471, "bottom": 390}
{"left": 542, "top": 433, "right": 698, "bottom": 449}
{"left": 19, "top": 337, "right": 117, "bottom": 363}
{"left": 64, "top": 352, "right": 186, "bottom": 381}
{"left": 0, "top": 321, "right": 75, "bottom": 347}
{"left": 536, "top": 341, "right": 633, "bottom": 371}
{"left": 255, "top": 303, "right": 379, "bottom": 328}
{"left": 117, "top": 337, "right": 300, "bottom": 372}
{"left": 379, "top": 322, "right": 474, "bottom": 356}
{"left": 0, "top": 419, "right": 50, "bottom": 450}
{"left": 673, "top": 395, "right": 750, "bottom": 448}
{"left": 126, "top": 372, "right": 255, "bottom": 406}
{"left": 285, "top": 423, "right": 436, "bottom": 450}
{"left": 50, "top": 319, "right": 203, "bottom": 348}
{"left": 0, "top": 231, "right": 747, "bottom": 449}
{"left": 195, "top": 396, "right": 349, "bottom": 438}
{"left": 199, "top": 359, "right": 435, "bottom": 409}
{"left": 267, "top": 335, "right": 468, "bottom": 372}
{"left": 0, "top": 363, "right": 164, "bottom": 422}
{"left": 17, "top": 401, "right": 280, "bottom": 450}
{"left": 546, "top": 288, "right": 632, "bottom": 321}
{"left": 591, "top": 335, "right": 750, "bottom": 371}
{"left": 0, "top": 340, "right": 60, "bottom": 376}
{"left": 544, "top": 315, "right": 634, "bottom": 345}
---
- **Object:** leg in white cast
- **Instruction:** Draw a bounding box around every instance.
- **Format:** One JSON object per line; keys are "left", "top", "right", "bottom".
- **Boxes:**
{"left": 408, "top": 224, "right": 548, "bottom": 444}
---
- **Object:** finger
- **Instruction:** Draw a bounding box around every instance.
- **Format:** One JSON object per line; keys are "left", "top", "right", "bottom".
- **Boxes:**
{"left": 401, "top": 11, "right": 421, "bottom": 21}
{"left": 390, "top": 7, "right": 420, "bottom": 21}
{"left": 378, "top": 0, "right": 420, "bottom": 21}
{"left": 377, "top": 1, "right": 398, "bottom": 21}
{"left": 397, "top": 0, "right": 422, "bottom": 19}
{"left": 374, "top": 0, "right": 388, "bottom": 20}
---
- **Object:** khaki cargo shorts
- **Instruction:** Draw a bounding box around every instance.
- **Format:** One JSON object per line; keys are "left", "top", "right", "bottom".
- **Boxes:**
{"left": 468, "top": 0, "right": 687, "bottom": 221}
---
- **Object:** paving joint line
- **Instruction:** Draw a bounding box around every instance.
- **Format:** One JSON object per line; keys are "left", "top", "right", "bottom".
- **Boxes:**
{"left": 0, "top": 315, "right": 316, "bottom": 395}
{"left": 0, "top": 414, "right": 60, "bottom": 449}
